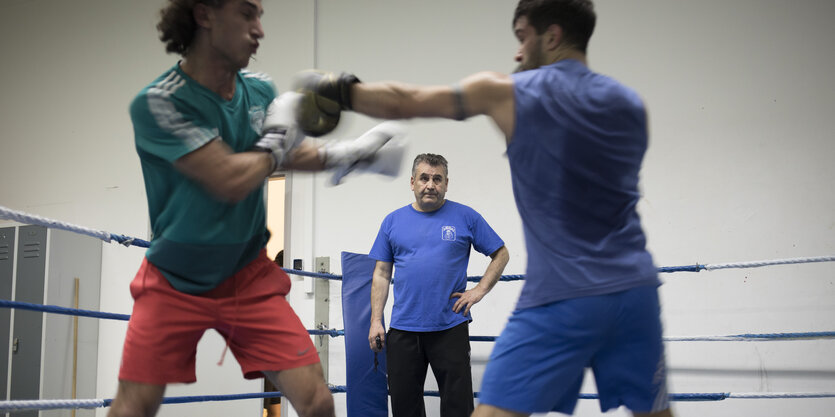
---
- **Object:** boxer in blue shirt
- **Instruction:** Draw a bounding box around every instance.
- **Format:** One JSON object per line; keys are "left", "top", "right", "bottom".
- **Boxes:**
{"left": 297, "top": 0, "right": 673, "bottom": 415}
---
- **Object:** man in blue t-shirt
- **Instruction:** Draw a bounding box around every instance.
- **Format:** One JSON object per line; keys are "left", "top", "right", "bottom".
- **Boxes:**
{"left": 111, "top": 1, "right": 405, "bottom": 417}
{"left": 368, "top": 153, "right": 509, "bottom": 417}
{"left": 295, "top": 1, "right": 675, "bottom": 416}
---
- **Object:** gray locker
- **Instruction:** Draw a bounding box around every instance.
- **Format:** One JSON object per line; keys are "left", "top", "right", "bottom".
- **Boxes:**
{"left": 11, "top": 225, "right": 46, "bottom": 417}
{"left": 1, "top": 225, "right": 102, "bottom": 417}
{"left": 0, "top": 227, "right": 15, "bottom": 403}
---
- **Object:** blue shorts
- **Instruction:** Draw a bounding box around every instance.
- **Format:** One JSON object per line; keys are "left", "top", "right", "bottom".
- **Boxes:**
{"left": 478, "top": 284, "right": 669, "bottom": 414}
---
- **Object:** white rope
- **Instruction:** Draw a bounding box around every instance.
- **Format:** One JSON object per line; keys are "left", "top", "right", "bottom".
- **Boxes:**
{"left": 728, "top": 392, "right": 835, "bottom": 399}
{"left": 0, "top": 205, "right": 111, "bottom": 243}
{"left": 0, "top": 398, "right": 106, "bottom": 412}
{"left": 704, "top": 256, "right": 835, "bottom": 271}
{"left": 664, "top": 333, "right": 835, "bottom": 342}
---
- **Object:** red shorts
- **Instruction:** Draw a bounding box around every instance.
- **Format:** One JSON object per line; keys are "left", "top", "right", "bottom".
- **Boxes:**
{"left": 118, "top": 250, "right": 319, "bottom": 384}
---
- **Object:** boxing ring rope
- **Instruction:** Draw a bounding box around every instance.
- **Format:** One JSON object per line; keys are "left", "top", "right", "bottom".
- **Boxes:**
{"left": 4, "top": 389, "right": 833, "bottom": 413}
{"left": 1, "top": 292, "right": 834, "bottom": 412}
{"left": 3, "top": 203, "right": 834, "bottom": 279}
{"left": 0, "top": 205, "right": 150, "bottom": 248}
{"left": 4, "top": 389, "right": 835, "bottom": 413}
{"left": 0, "top": 387, "right": 347, "bottom": 413}
{"left": 263, "top": 259, "right": 835, "bottom": 282}
{"left": 2, "top": 205, "right": 835, "bottom": 413}
{"left": 0, "top": 300, "right": 346, "bottom": 337}
{"left": 2, "top": 299, "right": 832, "bottom": 344}
{"left": 658, "top": 256, "right": 835, "bottom": 273}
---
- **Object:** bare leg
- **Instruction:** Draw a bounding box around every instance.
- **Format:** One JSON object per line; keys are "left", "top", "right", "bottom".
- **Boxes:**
{"left": 264, "top": 363, "right": 334, "bottom": 417}
{"left": 471, "top": 404, "right": 529, "bottom": 417}
{"left": 265, "top": 402, "right": 281, "bottom": 417}
{"left": 634, "top": 408, "right": 674, "bottom": 417}
{"left": 264, "top": 378, "right": 281, "bottom": 417}
{"left": 107, "top": 380, "right": 166, "bottom": 417}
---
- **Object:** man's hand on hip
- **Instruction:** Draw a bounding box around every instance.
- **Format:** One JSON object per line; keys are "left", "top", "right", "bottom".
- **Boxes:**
{"left": 451, "top": 287, "right": 487, "bottom": 316}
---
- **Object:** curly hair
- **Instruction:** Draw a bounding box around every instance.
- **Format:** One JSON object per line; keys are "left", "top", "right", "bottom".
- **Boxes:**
{"left": 157, "top": 0, "right": 227, "bottom": 56}
{"left": 513, "top": 0, "right": 596, "bottom": 53}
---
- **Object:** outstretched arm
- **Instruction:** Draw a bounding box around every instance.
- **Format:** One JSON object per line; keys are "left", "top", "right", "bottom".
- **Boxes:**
{"left": 294, "top": 70, "right": 516, "bottom": 140}
{"left": 451, "top": 245, "right": 509, "bottom": 315}
{"left": 351, "top": 72, "right": 516, "bottom": 139}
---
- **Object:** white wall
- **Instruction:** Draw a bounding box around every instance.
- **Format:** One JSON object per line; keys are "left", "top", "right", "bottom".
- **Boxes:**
{"left": 1, "top": 1, "right": 834, "bottom": 417}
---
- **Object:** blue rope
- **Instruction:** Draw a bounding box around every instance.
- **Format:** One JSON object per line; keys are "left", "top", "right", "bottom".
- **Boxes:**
{"left": 109, "top": 233, "right": 150, "bottom": 248}
{"left": 578, "top": 392, "right": 731, "bottom": 401}
{"left": 414, "top": 391, "right": 806, "bottom": 401}
{"left": 281, "top": 268, "right": 343, "bottom": 280}
{"left": 0, "top": 299, "right": 130, "bottom": 321}
{"left": 107, "top": 386, "right": 348, "bottom": 408}
{"left": 308, "top": 328, "right": 345, "bottom": 337}
{"left": 0, "top": 300, "right": 343, "bottom": 337}
{"left": 162, "top": 387, "right": 349, "bottom": 404}
{"left": 672, "top": 393, "right": 729, "bottom": 401}
{"left": 467, "top": 274, "right": 525, "bottom": 282}
{"left": 428, "top": 391, "right": 835, "bottom": 401}
{"left": 658, "top": 264, "right": 706, "bottom": 273}
{"left": 3, "top": 389, "right": 833, "bottom": 412}
{"left": 2, "top": 299, "right": 833, "bottom": 342}
{"left": 719, "top": 331, "right": 835, "bottom": 340}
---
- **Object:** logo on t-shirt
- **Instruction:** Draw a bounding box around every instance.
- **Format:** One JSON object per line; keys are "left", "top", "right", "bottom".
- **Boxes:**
{"left": 249, "top": 105, "right": 266, "bottom": 134}
{"left": 441, "top": 226, "right": 456, "bottom": 241}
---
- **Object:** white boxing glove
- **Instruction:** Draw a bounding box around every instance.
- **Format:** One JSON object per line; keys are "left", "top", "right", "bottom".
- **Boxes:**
{"left": 321, "top": 121, "right": 408, "bottom": 185}
{"left": 254, "top": 92, "right": 306, "bottom": 172}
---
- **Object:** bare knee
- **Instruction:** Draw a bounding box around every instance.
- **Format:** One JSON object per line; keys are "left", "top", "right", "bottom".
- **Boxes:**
{"left": 293, "top": 384, "right": 334, "bottom": 417}
{"left": 106, "top": 380, "right": 165, "bottom": 417}
{"left": 108, "top": 401, "right": 157, "bottom": 417}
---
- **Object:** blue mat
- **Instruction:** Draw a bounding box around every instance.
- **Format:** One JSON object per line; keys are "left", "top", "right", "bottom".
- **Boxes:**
{"left": 341, "top": 252, "right": 388, "bottom": 417}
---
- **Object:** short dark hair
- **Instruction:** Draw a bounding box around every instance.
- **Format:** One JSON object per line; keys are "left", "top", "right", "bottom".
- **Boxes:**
{"left": 412, "top": 153, "right": 448, "bottom": 177}
{"left": 513, "top": 0, "right": 596, "bottom": 53}
{"left": 157, "top": 0, "right": 227, "bottom": 56}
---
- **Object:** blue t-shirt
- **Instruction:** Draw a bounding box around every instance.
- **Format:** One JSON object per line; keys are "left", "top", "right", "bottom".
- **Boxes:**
{"left": 369, "top": 200, "right": 505, "bottom": 331}
{"left": 130, "top": 64, "right": 277, "bottom": 294}
{"left": 509, "top": 59, "right": 660, "bottom": 309}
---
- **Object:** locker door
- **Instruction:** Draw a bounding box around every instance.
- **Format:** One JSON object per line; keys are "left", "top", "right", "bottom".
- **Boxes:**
{"left": 10, "top": 225, "right": 46, "bottom": 417}
{"left": 0, "top": 227, "right": 15, "bottom": 402}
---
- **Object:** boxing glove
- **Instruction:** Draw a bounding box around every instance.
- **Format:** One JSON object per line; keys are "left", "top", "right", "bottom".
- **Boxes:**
{"left": 320, "top": 121, "right": 407, "bottom": 185}
{"left": 254, "top": 92, "right": 306, "bottom": 171}
{"left": 292, "top": 70, "right": 360, "bottom": 137}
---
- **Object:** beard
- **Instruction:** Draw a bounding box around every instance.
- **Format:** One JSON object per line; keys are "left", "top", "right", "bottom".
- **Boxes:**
{"left": 514, "top": 38, "right": 545, "bottom": 73}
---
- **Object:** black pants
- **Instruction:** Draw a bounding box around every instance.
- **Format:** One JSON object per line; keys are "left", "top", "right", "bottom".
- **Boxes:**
{"left": 386, "top": 322, "right": 474, "bottom": 417}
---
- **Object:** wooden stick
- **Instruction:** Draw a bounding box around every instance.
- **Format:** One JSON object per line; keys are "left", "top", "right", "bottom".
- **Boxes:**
{"left": 72, "top": 278, "right": 79, "bottom": 417}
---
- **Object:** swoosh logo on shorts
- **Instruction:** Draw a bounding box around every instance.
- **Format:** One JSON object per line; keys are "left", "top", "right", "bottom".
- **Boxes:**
{"left": 297, "top": 348, "right": 311, "bottom": 356}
